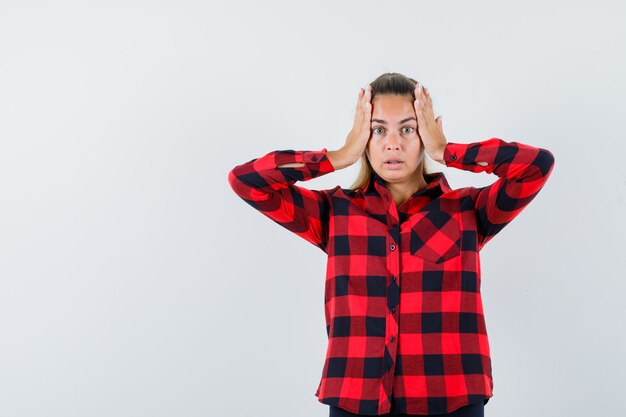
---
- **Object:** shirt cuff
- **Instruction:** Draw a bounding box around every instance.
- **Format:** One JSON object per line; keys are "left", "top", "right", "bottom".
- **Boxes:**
{"left": 275, "top": 148, "right": 335, "bottom": 173}
{"left": 443, "top": 141, "right": 490, "bottom": 173}
{"left": 443, "top": 142, "right": 463, "bottom": 166}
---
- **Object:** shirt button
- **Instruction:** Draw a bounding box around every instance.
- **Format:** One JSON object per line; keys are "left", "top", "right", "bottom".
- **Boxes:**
{"left": 390, "top": 244, "right": 396, "bottom": 251}
{"left": 391, "top": 276, "right": 396, "bottom": 282}
{"left": 451, "top": 155, "right": 457, "bottom": 160}
{"left": 394, "top": 369, "right": 399, "bottom": 375}
{"left": 390, "top": 336, "right": 395, "bottom": 342}
{"left": 312, "top": 155, "right": 319, "bottom": 162}
{"left": 391, "top": 306, "right": 396, "bottom": 313}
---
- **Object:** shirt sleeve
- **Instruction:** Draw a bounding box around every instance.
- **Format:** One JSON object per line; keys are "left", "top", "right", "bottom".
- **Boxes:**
{"left": 227, "top": 148, "right": 336, "bottom": 252}
{"left": 442, "top": 138, "right": 556, "bottom": 251}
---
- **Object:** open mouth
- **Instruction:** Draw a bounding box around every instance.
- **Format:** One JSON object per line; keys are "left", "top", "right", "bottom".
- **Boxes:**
{"left": 384, "top": 160, "right": 403, "bottom": 165}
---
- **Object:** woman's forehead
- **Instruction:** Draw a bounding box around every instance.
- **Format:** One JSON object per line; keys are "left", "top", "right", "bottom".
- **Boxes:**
{"left": 372, "top": 95, "right": 415, "bottom": 120}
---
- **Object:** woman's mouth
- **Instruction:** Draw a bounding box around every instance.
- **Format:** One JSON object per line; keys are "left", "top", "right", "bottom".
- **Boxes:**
{"left": 384, "top": 160, "right": 403, "bottom": 169}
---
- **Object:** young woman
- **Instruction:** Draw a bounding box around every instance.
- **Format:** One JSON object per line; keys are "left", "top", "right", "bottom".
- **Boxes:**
{"left": 228, "top": 73, "right": 555, "bottom": 416}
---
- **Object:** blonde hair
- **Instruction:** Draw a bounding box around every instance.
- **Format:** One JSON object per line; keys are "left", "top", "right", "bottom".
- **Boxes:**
{"left": 349, "top": 72, "right": 434, "bottom": 191}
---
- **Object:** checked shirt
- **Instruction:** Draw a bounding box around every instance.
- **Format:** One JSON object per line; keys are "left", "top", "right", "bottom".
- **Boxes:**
{"left": 227, "top": 138, "right": 555, "bottom": 415}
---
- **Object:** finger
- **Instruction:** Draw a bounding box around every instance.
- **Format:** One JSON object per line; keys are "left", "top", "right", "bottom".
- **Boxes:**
{"left": 421, "top": 85, "right": 431, "bottom": 105}
{"left": 420, "top": 86, "right": 435, "bottom": 119}
{"left": 417, "top": 83, "right": 432, "bottom": 105}
{"left": 355, "top": 88, "right": 364, "bottom": 113}
{"left": 415, "top": 99, "right": 432, "bottom": 133}
{"left": 359, "top": 86, "right": 370, "bottom": 110}
{"left": 362, "top": 86, "right": 372, "bottom": 122}
{"left": 414, "top": 85, "right": 422, "bottom": 110}
{"left": 414, "top": 89, "right": 426, "bottom": 114}
{"left": 415, "top": 84, "right": 426, "bottom": 108}
{"left": 362, "top": 86, "right": 369, "bottom": 111}
{"left": 414, "top": 97, "right": 426, "bottom": 127}
{"left": 354, "top": 89, "right": 365, "bottom": 125}
{"left": 424, "top": 86, "right": 433, "bottom": 105}
{"left": 361, "top": 101, "right": 372, "bottom": 131}
{"left": 363, "top": 84, "right": 372, "bottom": 109}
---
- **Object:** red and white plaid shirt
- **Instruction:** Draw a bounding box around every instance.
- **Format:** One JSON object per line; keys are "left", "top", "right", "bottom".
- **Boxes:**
{"left": 228, "top": 138, "right": 555, "bottom": 415}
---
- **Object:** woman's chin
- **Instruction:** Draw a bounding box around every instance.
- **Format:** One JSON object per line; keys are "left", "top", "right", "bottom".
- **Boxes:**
{"left": 381, "top": 172, "right": 408, "bottom": 182}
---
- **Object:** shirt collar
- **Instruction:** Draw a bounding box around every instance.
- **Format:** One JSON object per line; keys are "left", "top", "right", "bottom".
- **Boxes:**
{"left": 365, "top": 169, "right": 452, "bottom": 196}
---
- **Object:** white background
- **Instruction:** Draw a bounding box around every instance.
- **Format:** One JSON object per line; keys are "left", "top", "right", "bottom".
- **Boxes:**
{"left": 1, "top": 1, "right": 625, "bottom": 416}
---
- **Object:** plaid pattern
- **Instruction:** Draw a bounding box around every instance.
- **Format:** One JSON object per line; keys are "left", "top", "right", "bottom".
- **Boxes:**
{"left": 227, "top": 138, "right": 555, "bottom": 415}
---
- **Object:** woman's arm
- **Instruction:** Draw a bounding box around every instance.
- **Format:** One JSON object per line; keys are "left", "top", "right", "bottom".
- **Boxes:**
{"left": 227, "top": 147, "right": 337, "bottom": 252}
{"left": 277, "top": 149, "right": 356, "bottom": 170}
{"left": 228, "top": 86, "right": 370, "bottom": 251}
{"left": 441, "top": 137, "right": 556, "bottom": 250}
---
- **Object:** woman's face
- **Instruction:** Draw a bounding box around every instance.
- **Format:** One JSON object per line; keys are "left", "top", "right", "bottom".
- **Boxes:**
{"left": 366, "top": 94, "right": 424, "bottom": 185}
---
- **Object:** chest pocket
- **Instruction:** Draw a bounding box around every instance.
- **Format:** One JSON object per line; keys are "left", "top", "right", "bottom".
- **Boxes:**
{"left": 409, "top": 209, "right": 461, "bottom": 264}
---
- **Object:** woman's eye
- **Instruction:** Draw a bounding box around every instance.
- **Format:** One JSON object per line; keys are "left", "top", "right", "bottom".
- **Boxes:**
{"left": 372, "top": 127, "right": 414, "bottom": 134}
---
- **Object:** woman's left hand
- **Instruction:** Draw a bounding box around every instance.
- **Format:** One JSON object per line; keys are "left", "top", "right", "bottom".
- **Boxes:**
{"left": 414, "top": 83, "right": 447, "bottom": 164}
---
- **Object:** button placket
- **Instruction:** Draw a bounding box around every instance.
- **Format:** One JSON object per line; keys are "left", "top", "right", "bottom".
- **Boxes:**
{"left": 384, "top": 206, "right": 401, "bottom": 390}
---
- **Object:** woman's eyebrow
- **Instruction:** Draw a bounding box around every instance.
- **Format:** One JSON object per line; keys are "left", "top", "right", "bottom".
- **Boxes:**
{"left": 371, "top": 117, "right": 417, "bottom": 124}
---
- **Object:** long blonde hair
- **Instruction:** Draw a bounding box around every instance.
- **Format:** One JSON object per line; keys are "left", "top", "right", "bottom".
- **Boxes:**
{"left": 349, "top": 72, "right": 433, "bottom": 191}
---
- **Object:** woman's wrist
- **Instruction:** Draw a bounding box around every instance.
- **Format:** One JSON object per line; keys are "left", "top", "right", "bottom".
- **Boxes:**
{"left": 427, "top": 144, "right": 447, "bottom": 165}
{"left": 327, "top": 147, "right": 359, "bottom": 170}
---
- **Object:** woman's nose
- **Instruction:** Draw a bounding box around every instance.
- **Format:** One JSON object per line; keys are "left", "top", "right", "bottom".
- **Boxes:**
{"left": 386, "top": 134, "right": 401, "bottom": 149}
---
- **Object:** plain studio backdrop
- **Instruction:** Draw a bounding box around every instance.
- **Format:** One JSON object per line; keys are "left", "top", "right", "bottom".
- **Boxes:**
{"left": 1, "top": 1, "right": 625, "bottom": 416}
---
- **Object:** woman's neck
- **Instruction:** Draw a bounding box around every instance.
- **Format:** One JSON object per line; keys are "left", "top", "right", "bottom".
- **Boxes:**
{"left": 386, "top": 173, "right": 428, "bottom": 207}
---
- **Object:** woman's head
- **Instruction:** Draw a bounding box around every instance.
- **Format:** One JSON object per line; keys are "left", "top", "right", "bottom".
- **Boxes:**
{"left": 350, "top": 72, "right": 428, "bottom": 191}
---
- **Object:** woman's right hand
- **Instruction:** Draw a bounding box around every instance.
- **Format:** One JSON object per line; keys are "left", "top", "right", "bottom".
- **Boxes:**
{"left": 327, "top": 85, "right": 373, "bottom": 170}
